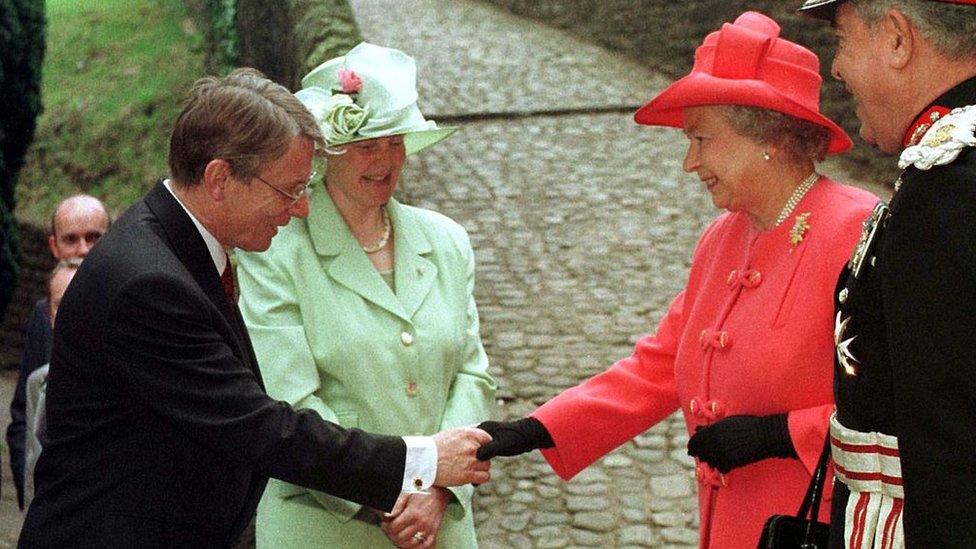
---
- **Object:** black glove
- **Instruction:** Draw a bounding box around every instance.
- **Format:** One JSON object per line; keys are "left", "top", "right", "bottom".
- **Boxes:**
{"left": 687, "top": 414, "right": 797, "bottom": 474}
{"left": 476, "top": 417, "right": 555, "bottom": 460}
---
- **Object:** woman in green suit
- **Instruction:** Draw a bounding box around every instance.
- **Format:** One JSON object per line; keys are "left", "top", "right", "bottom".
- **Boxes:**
{"left": 237, "top": 42, "right": 496, "bottom": 548}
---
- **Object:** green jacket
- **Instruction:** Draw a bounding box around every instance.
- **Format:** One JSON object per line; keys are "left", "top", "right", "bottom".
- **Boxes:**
{"left": 237, "top": 190, "right": 495, "bottom": 548}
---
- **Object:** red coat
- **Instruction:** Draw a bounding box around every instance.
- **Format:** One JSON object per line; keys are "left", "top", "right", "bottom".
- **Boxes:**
{"left": 533, "top": 178, "right": 876, "bottom": 548}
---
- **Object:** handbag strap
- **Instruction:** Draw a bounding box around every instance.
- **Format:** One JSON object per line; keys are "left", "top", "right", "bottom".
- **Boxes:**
{"left": 796, "top": 435, "right": 832, "bottom": 521}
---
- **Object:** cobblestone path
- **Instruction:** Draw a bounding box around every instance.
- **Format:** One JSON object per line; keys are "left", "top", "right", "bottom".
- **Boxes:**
{"left": 350, "top": 0, "right": 713, "bottom": 546}
{"left": 348, "top": 1, "right": 883, "bottom": 547}
{"left": 0, "top": 1, "right": 880, "bottom": 547}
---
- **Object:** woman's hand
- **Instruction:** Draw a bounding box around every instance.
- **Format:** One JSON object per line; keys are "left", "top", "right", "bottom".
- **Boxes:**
{"left": 475, "top": 417, "right": 555, "bottom": 460}
{"left": 687, "top": 414, "right": 797, "bottom": 473}
{"left": 380, "top": 486, "right": 451, "bottom": 548}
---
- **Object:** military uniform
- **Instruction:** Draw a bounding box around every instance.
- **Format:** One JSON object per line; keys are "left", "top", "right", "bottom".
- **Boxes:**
{"left": 830, "top": 77, "right": 976, "bottom": 547}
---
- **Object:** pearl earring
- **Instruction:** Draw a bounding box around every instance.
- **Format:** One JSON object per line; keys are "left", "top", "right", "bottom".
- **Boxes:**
{"left": 762, "top": 151, "right": 771, "bottom": 161}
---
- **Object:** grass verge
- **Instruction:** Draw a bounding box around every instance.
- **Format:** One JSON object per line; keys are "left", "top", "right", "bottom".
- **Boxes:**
{"left": 14, "top": 0, "right": 204, "bottom": 225}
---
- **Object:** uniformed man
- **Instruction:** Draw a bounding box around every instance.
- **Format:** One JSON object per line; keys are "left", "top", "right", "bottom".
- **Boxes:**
{"left": 799, "top": 0, "right": 976, "bottom": 546}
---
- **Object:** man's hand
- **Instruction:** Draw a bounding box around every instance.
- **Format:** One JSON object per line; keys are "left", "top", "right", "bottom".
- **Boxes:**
{"left": 380, "top": 487, "right": 451, "bottom": 548}
{"left": 432, "top": 427, "right": 491, "bottom": 486}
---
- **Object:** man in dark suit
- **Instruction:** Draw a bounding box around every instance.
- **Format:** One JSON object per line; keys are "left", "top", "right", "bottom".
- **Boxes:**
{"left": 19, "top": 69, "right": 490, "bottom": 548}
{"left": 6, "top": 194, "right": 109, "bottom": 509}
{"left": 799, "top": 0, "right": 976, "bottom": 546}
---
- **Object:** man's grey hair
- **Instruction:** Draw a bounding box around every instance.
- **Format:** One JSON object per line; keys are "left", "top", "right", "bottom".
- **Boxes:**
{"left": 851, "top": 0, "right": 976, "bottom": 60}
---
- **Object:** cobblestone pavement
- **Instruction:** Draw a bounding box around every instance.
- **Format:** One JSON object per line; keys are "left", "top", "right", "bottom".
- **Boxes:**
{"left": 403, "top": 114, "right": 711, "bottom": 548}
{"left": 351, "top": 1, "right": 710, "bottom": 547}
{"left": 349, "top": 0, "right": 654, "bottom": 117}
{"left": 348, "top": 1, "right": 884, "bottom": 547}
{"left": 0, "top": 370, "right": 20, "bottom": 547}
{"left": 0, "top": 1, "right": 883, "bottom": 546}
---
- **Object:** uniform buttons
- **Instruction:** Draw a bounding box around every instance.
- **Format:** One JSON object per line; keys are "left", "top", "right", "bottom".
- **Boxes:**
{"left": 401, "top": 331, "right": 414, "bottom": 346}
{"left": 406, "top": 381, "right": 419, "bottom": 396}
{"left": 839, "top": 288, "right": 849, "bottom": 303}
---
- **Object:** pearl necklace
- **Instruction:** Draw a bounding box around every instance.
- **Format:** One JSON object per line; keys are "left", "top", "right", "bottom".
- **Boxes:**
{"left": 361, "top": 208, "right": 391, "bottom": 254}
{"left": 774, "top": 172, "right": 819, "bottom": 227}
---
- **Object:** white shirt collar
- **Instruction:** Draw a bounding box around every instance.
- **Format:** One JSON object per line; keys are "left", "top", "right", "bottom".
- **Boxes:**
{"left": 163, "top": 179, "right": 228, "bottom": 274}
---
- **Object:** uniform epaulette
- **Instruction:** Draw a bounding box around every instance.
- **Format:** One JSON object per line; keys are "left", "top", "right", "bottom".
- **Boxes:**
{"left": 899, "top": 104, "right": 976, "bottom": 170}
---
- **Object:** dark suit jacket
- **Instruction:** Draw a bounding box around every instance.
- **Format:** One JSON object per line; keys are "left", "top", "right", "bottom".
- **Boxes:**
{"left": 20, "top": 183, "right": 406, "bottom": 548}
{"left": 6, "top": 298, "right": 51, "bottom": 509}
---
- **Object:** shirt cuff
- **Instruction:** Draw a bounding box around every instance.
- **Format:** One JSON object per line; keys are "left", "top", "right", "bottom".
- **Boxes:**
{"left": 401, "top": 436, "right": 437, "bottom": 493}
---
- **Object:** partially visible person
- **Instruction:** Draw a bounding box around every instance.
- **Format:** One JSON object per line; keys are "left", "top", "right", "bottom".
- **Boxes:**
{"left": 5, "top": 194, "right": 108, "bottom": 510}
{"left": 237, "top": 42, "right": 495, "bottom": 549}
{"left": 46, "top": 195, "right": 109, "bottom": 260}
{"left": 22, "top": 257, "right": 81, "bottom": 509}
{"left": 19, "top": 68, "right": 490, "bottom": 549}
{"left": 799, "top": 0, "right": 976, "bottom": 546}
{"left": 475, "top": 12, "right": 878, "bottom": 548}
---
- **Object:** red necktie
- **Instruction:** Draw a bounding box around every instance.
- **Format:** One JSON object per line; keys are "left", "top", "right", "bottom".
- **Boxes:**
{"left": 220, "top": 259, "right": 236, "bottom": 304}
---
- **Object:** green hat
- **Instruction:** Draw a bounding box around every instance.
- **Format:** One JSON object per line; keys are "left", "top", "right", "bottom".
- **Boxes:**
{"left": 296, "top": 42, "right": 455, "bottom": 155}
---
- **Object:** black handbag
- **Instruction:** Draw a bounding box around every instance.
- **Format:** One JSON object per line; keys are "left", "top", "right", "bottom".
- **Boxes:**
{"left": 757, "top": 437, "right": 831, "bottom": 548}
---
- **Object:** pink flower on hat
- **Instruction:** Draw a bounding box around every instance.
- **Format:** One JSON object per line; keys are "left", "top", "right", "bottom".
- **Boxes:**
{"left": 337, "top": 68, "right": 362, "bottom": 94}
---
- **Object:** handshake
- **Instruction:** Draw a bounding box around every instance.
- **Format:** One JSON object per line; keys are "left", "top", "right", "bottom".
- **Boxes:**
{"left": 432, "top": 418, "right": 553, "bottom": 486}
{"left": 435, "top": 413, "right": 797, "bottom": 488}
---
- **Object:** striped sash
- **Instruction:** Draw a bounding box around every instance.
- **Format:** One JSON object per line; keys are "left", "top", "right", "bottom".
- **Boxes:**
{"left": 830, "top": 414, "right": 904, "bottom": 549}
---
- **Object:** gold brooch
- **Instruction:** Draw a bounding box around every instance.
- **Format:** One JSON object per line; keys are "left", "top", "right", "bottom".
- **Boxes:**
{"left": 789, "top": 212, "right": 811, "bottom": 249}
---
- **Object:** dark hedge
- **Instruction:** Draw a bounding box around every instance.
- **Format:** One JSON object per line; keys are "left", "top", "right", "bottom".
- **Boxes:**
{"left": 0, "top": 0, "right": 45, "bottom": 324}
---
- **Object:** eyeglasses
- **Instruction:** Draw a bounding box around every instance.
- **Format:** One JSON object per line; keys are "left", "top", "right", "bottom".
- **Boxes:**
{"left": 254, "top": 170, "right": 317, "bottom": 207}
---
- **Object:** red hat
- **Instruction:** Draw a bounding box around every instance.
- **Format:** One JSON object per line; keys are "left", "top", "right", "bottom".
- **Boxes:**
{"left": 634, "top": 11, "right": 852, "bottom": 155}
{"left": 799, "top": 0, "right": 976, "bottom": 21}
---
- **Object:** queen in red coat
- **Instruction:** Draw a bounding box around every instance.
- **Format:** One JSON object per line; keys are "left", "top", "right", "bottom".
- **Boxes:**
{"left": 477, "top": 12, "right": 878, "bottom": 548}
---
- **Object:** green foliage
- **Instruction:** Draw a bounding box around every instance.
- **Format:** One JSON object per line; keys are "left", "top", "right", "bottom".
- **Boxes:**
{"left": 206, "top": 0, "right": 238, "bottom": 74}
{"left": 0, "top": 0, "right": 45, "bottom": 322}
{"left": 15, "top": 0, "right": 203, "bottom": 224}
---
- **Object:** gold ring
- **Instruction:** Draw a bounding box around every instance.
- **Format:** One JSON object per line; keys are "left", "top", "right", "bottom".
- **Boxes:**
{"left": 412, "top": 532, "right": 426, "bottom": 543}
